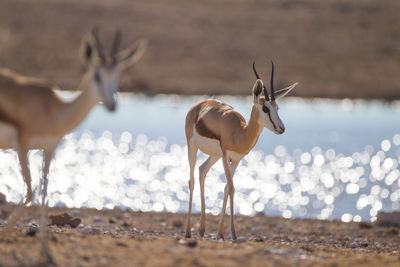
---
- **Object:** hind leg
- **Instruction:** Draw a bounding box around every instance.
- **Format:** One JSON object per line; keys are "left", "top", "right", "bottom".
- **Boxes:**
{"left": 198, "top": 155, "right": 220, "bottom": 237}
{"left": 185, "top": 140, "right": 198, "bottom": 238}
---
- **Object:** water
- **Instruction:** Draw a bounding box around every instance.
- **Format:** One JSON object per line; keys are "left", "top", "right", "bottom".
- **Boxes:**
{"left": 0, "top": 93, "right": 399, "bottom": 222}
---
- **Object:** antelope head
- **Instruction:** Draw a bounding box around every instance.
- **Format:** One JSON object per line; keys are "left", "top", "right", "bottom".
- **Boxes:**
{"left": 252, "top": 61, "right": 298, "bottom": 135}
{"left": 80, "top": 28, "right": 147, "bottom": 111}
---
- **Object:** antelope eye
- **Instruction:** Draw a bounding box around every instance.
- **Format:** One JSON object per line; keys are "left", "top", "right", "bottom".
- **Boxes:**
{"left": 262, "top": 105, "right": 269, "bottom": 113}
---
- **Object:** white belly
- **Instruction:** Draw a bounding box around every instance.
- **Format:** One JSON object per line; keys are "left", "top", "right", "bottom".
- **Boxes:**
{"left": 192, "top": 128, "right": 221, "bottom": 156}
{"left": 191, "top": 128, "right": 245, "bottom": 162}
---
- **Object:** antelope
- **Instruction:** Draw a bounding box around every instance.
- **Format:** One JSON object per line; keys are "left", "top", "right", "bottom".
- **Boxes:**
{"left": 0, "top": 29, "right": 146, "bottom": 262}
{"left": 184, "top": 61, "right": 298, "bottom": 240}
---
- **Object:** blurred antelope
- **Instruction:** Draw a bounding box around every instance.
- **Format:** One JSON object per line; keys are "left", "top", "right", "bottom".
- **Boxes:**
{"left": 0, "top": 29, "right": 146, "bottom": 263}
{"left": 185, "top": 61, "right": 298, "bottom": 240}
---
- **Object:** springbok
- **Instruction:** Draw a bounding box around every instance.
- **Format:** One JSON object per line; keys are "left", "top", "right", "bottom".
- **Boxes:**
{"left": 184, "top": 61, "right": 298, "bottom": 240}
{"left": 0, "top": 29, "right": 146, "bottom": 262}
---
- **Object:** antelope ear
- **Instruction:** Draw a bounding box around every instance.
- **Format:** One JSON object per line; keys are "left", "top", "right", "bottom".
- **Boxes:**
{"left": 252, "top": 79, "right": 264, "bottom": 104}
{"left": 79, "top": 33, "right": 97, "bottom": 67}
{"left": 117, "top": 38, "right": 147, "bottom": 70}
{"left": 275, "top": 82, "right": 298, "bottom": 99}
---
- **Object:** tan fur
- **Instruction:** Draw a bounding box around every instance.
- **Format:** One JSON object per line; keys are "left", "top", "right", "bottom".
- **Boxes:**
{"left": 184, "top": 75, "right": 296, "bottom": 240}
{"left": 185, "top": 99, "right": 263, "bottom": 156}
{"left": 0, "top": 30, "right": 146, "bottom": 264}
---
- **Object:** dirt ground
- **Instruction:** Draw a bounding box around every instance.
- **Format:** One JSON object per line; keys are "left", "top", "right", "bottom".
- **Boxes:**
{"left": 0, "top": 0, "right": 399, "bottom": 99}
{"left": 0, "top": 204, "right": 399, "bottom": 267}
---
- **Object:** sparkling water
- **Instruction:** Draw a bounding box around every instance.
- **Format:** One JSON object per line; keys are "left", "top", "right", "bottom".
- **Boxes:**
{"left": 0, "top": 94, "right": 399, "bottom": 222}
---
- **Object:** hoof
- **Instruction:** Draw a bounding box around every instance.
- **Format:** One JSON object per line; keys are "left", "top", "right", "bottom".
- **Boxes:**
{"left": 199, "top": 230, "right": 205, "bottom": 237}
{"left": 217, "top": 234, "right": 224, "bottom": 240}
{"left": 185, "top": 232, "right": 191, "bottom": 238}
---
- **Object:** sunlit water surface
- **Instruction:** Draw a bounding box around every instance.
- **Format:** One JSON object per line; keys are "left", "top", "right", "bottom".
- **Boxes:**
{"left": 0, "top": 94, "right": 399, "bottom": 222}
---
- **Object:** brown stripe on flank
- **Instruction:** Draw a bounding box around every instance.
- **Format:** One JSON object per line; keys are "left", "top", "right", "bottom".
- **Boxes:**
{"left": 195, "top": 117, "right": 220, "bottom": 140}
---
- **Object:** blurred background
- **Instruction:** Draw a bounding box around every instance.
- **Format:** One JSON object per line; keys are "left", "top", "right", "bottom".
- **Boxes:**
{"left": 0, "top": 0, "right": 399, "bottom": 222}
{"left": 0, "top": 0, "right": 399, "bottom": 98}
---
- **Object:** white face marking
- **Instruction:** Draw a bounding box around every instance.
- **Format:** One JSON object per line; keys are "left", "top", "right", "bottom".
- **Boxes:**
{"left": 259, "top": 101, "right": 285, "bottom": 135}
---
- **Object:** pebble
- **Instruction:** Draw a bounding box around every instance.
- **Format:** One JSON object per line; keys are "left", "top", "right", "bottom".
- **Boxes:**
{"left": 254, "top": 236, "right": 264, "bottom": 242}
{"left": 349, "top": 243, "right": 360, "bottom": 248}
{"left": 187, "top": 240, "right": 197, "bottom": 248}
{"left": 93, "top": 216, "right": 103, "bottom": 223}
{"left": 50, "top": 212, "right": 81, "bottom": 228}
{"left": 78, "top": 226, "right": 101, "bottom": 235}
{"left": 233, "top": 237, "right": 247, "bottom": 243}
{"left": 26, "top": 223, "right": 39, "bottom": 237}
{"left": 172, "top": 220, "right": 183, "bottom": 228}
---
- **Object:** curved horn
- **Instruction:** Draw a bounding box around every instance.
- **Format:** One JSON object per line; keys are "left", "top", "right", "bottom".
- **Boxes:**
{"left": 270, "top": 60, "right": 275, "bottom": 101}
{"left": 252, "top": 61, "right": 269, "bottom": 98}
{"left": 111, "top": 29, "right": 122, "bottom": 64}
{"left": 91, "top": 27, "right": 106, "bottom": 61}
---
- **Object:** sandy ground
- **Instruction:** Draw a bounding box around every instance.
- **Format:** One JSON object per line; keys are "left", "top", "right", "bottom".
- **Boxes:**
{"left": 0, "top": 0, "right": 399, "bottom": 99}
{"left": 0, "top": 203, "right": 399, "bottom": 267}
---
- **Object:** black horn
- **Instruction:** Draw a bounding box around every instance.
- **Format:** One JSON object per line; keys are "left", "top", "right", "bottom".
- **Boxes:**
{"left": 111, "top": 29, "right": 122, "bottom": 64}
{"left": 91, "top": 27, "right": 106, "bottom": 62}
{"left": 270, "top": 60, "right": 275, "bottom": 101}
{"left": 252, "top": 61, "right": 269, "bottom": 98}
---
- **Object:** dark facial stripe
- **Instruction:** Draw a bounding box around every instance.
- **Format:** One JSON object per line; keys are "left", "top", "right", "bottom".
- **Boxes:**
{"left": 267, "top": 112, "right": 277, "bottom": 130}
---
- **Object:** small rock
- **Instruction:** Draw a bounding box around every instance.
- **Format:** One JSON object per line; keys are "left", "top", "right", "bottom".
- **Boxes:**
{"left": 69, "top": 217, "right": 82, "bottom": 228}
{"left": 115, "top": 241, "right": 128, "bottom": 247}
{"left": 349, "top": 243, "right": 360, "bottom": 248}
{"left": 187, "top": 240, "right": 197, "bottom": 248}
{"left": 354, "top": 233, "right": 361, "bottom": 238}
{"left": 0, "top": 193, "right": 6, "bottom": 204}
{"left": 50, "top": 212, "right": 81, "bottom": 228}
{"left": 318, "top": 225, "right": 326, "bottom": 232}
{"left": 26, "top": 224, "right": 39, "bottom": 237}
{"left": 172, "top": 220, "right": 183, "bottom": 228}
{"left": 121, "top": 222, "right": 131, "bottom": 228}
{"left": 254, "top": 236, "right": 264, "bottom": 242}
{"left": 78, "top": 226, "right": 101, "bottom": 235}
{"left": 131, "top": 228, "right": 140, "bottom": 234}
{"left": 93, "top": 216, "right": 102, "bottom": 223}
{"left": 109, "top": 219, "right": 116, "bottom": 224}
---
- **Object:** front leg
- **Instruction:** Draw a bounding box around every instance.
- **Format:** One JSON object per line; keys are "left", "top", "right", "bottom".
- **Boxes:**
{"left": 1, "top": 138, "right": 31, "bottom": 239}
{"left": 39, "top": 147, "right": 57, "bottom": 265}
{"left": 218, "top": 156, "right": 239, "bottom": 240}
